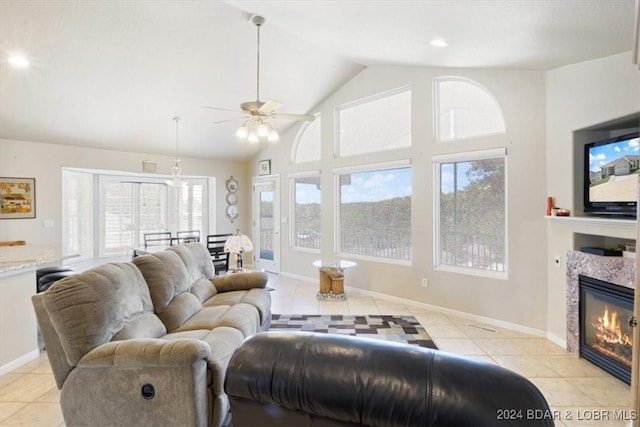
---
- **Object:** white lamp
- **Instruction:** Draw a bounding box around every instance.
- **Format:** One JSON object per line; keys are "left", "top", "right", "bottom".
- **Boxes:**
{"left": 224, "top": 232, "right": 254, "bottom": 270}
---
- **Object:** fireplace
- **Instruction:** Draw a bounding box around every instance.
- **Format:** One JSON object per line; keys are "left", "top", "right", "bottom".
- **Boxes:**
{"left": 579, "top": 274, "right": 634, "bottom": 384}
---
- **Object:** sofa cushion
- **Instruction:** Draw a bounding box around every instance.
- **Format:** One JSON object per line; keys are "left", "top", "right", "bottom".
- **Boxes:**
{"left": 175, "top": 304, "right": 260, "bottom": 338}
{"left": 41, "top": 263, "right": 166, "bottom": 365}
{"left": 133, "top": 250, "right": 205, "bottom": 331}
{"left": 204, "top": 289, "right": 271, "bottom": 327}
{"left": 167, "top": 243, "right": 217, "bottom": 301}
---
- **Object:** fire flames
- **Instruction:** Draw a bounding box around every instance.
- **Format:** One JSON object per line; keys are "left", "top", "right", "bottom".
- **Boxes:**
{"left": 591, "top": 304, "right": 633, "bottom": 367}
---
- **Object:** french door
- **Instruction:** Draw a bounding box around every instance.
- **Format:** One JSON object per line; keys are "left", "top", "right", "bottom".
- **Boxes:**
{"left": 253, "top": 176, "right": 280, "bottom": 273}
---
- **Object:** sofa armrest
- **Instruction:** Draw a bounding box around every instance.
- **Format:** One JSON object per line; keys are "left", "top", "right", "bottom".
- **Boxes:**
{"left": 226, "top": 332, "right": 555, "bottom": 427}
{"left": 61, "top": 338, "right": 212, "bottom": 427}
{"left": 78, "top": 338, "right": 210, "bottom": 367}
{"left": 212, "top": 271, "right": 268, "bottom": 293}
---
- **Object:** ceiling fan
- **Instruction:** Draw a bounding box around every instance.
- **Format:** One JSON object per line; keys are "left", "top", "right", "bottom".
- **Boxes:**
{"left": 204, "top": 15, "right": 314, "bottom": 144}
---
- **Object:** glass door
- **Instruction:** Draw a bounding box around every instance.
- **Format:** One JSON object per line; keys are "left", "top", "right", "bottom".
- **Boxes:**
{"left": 253, "top": 177, "right": 280, "bottom": 273}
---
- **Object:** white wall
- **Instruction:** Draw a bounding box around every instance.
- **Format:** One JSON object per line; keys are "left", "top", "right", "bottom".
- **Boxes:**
{"left": 545, "top": 52, "right": 640, "bottom": 344}
{"left": 253, "top": 64, "right": 549, "bottom": 332}
{"left": 0, "top": 138, "right": 251, "bottom": 246}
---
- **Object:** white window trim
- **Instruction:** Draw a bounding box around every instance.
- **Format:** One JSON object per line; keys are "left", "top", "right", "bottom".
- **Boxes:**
{"left": 433, "top": 76, "right": 506, "bottom": 143}
{"left": 334, "top": 86, "right": 412, "bottom": 159}
{"left": 289, "top": 170, "right": 321, "bottom": 253}
{"left": 333, "top": 158, "right": 411, "bottom": 176}
{"left": 432, "top": 147, "right": 508, "bottom": 279}
{"left": 333, "top": 159, "right": 412, "bottom": 265}
{"left": 290, "top": 113, "right": 322, "bottom": 164}
{"left": 62, "top": 167, "right": 210, "bottom": 259}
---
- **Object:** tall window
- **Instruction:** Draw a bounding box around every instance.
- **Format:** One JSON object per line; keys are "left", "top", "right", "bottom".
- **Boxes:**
{"left": 291, "top": 173, "right": 321, "bottom": 250}
{"left": 99, "top": 175, "right": 206, "bottom": 256}
{"left": 62, "top": 169, "right": 208, "bottom": 258}
{"left": 434, "top": 77, "right": 505, "bottom": 142}
{"left": 337, "top": 88, "right": 411, "bottom": 157}
{"left": 434, "top": 149, "right": 507, "bottom": 276}
{"left": 337, "top": 162, "right": 411, "bottom": 262}
{"left": 292, "top": 114, "right": 321, "bottom": 163}
{"left": 62, "top": 170, "right": 94, "bottom": 259}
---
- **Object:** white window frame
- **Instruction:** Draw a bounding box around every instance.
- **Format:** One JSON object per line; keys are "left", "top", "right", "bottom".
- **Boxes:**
{"left": 433, "top": 147, "right": 508, "bottom": 279}
{"left": 334, "top": 86, "right": 412, "bottom": 158}
{"left": 433, "top": 76, "right": 506, "bottom": 143}
{"left": 289, "top": 170, "right": 321, "bottom": 253}
{"left": 62, "top": 168, "right": 210, "bottom": 259}
{"left": 334, "top": 159, "right": 412, "bottom": 265}
{"left": 290, "top": 113, "right": 321, "bottom": 164}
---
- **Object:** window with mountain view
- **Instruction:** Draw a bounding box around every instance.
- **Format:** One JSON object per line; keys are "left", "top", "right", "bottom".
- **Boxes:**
{"left": 291, "top": 174, "right": 321, "bottom": 250}
{"left": 337, "top": 163, "right": 411, "bottom": 262}
{"left": 434, "top": 149, "right": 506, "bottom": 276}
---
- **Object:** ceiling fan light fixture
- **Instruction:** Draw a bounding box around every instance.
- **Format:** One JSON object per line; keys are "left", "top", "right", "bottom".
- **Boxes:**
{"left": 235, "top": 123, "right": 249, "bottom": 139}
{"left": 268, "top": 129, "right": 279, "bottom": 143}
{"left": 247, "top": 131, "right": 260, "bottom": 144}
{"left": 256, "top": 122, "right": 270, "bottom": 137}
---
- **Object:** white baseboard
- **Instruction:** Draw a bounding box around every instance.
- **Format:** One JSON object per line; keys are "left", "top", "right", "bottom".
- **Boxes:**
{"left": 278, "top": 271, "right": 316, "bottom": 283}
{"left": 277, "top": 271, "right": 549, "bottom": 338}
{"left": 343, "top": 285, "right": 548, "bottom": 338}
{"left": 0, "top": 349, "right": 40, "bottom": 376}
{"left": 545, "top": 332, "right": 567, "bottom": 350}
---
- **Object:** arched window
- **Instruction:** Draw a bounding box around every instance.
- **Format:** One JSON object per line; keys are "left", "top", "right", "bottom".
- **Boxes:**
{"left": 291, "top": 114, "right": 321, "bottom": 163}
{"left": 336, "top": 88, "right": 411, "bottom": 157}
{"left": 434, "top": 77, "right": 505, "bottom": 142}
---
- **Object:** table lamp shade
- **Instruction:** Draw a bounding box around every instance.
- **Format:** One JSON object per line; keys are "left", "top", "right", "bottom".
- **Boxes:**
{"left": 224, "top": 234, "right": 254, "bottom": 254}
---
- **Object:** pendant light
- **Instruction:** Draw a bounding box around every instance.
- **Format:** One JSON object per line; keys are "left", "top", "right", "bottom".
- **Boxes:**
{"left": 168, "top": 116, "right": 186, "bottom": 187}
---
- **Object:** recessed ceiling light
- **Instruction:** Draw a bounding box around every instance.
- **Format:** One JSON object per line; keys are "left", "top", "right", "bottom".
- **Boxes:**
{"left": 8, "top": 55, "right": 30, "bottom": 68}
{"left": 429, "top": 39, "right": 448, "bottom": 48}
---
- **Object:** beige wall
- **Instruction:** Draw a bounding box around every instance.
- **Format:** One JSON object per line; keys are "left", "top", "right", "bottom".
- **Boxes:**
{"left": 545, "top": 52, "right": 640, "bottom": 345}
{"left": 0, "top": 138, "right": 251, "bottom": 245}
{"left": 252, "top": 64, "right": 549, "bottom": 332}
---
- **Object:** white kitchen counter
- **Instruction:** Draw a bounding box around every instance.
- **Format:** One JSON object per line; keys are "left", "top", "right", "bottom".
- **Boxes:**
{"left": 0, "top": 244, "right": 79, "bottom": 275}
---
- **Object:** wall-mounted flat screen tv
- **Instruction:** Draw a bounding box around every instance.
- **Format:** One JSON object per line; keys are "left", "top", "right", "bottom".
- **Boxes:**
{"left": 584, "top": 132, "right": 640, "bottom": 217}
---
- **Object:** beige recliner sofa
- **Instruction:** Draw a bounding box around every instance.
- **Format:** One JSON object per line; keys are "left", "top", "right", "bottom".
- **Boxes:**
{"left": 32, "top": 242, "right": 270, "bottom": 427}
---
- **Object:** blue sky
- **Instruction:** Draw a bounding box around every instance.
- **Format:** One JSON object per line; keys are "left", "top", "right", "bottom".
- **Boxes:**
{"left": 440, "top": 162, "right": 472, "bottom": 194}
{"left": 295, "top": 168, "right": 413, "bottom": 204}
{"left": 589, "top": 137, "right": 640, "bottom": 172}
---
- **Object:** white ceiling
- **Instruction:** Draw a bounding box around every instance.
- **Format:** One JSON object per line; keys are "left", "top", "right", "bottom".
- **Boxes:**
{"left": 0, "top": 0, "right": 635, "bottom": 161}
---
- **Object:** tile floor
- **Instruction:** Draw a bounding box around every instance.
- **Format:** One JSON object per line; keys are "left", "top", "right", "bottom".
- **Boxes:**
{"left": 1, "top": 275, "right": 634, "bottom": 426}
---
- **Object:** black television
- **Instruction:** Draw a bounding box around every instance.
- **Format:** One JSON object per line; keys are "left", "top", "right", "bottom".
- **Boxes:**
{"left": 584, "top": 131, "right": 640, "bottom": 217}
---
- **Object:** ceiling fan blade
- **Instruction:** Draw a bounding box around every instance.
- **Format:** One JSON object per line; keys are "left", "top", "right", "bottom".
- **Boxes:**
{"left": 212, "top": 116, "right": 246, "bottom": 125}
{"left": 203, "top": 106, "right": 239, "bottom": 113}
{"left": 271, "top": 112, "right": 316, "bottom": 122}
{"left": 258, "top": 99, "right": 282, "bottom": 115}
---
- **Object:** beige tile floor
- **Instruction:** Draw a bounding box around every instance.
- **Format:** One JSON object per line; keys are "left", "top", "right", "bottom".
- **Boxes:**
{"left": 1, "top": 275, "right": 633, "bottom": 426}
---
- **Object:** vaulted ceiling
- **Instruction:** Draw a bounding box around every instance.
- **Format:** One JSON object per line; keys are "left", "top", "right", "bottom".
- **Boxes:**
{"left": 0, "top": 0, "right": 635, "bottom": 160}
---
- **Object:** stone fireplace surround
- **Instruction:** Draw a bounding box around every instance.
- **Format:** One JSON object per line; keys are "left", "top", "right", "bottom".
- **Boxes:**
{"left": 566, "top": 251, "right": 635, "bottom": 355}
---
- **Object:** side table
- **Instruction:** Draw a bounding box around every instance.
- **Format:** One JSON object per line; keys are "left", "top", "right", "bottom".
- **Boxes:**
{"left": 312, "top": 260, "right": 356, "bottom": 301}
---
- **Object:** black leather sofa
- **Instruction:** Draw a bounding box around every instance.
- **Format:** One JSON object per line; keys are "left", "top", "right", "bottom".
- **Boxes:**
{"left": 225, "top": 332, "right": 555, "bottom": 427}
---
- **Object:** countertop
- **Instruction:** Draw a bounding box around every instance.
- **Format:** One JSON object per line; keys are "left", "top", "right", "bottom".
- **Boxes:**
{"left": 0, "top": 244, "right": 79, "bottom": 274}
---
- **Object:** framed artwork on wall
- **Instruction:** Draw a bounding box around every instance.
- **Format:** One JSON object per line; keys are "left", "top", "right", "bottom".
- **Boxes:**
{"left": 259, "top": 160, "right": 271, "bottom": 176}
{"left": 0, "top": 177, "right": 36, "bottom": 219}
